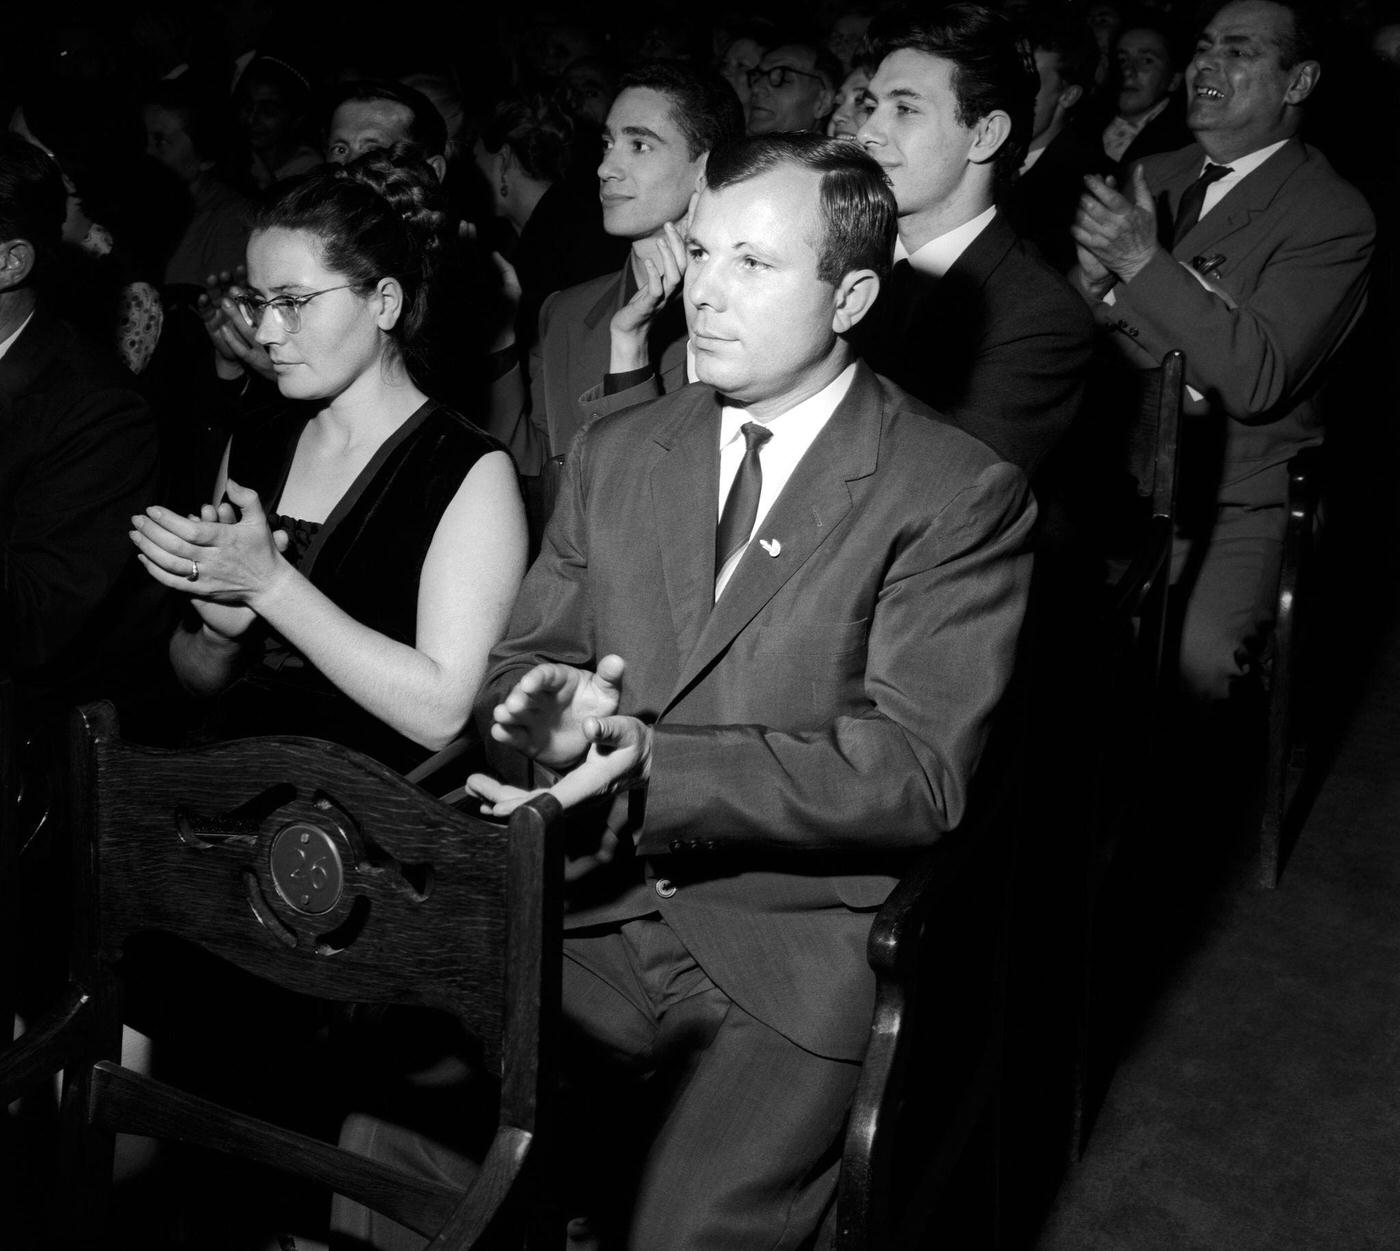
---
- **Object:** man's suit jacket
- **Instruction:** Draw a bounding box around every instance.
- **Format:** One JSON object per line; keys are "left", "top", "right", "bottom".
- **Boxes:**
{"left": 1115, "top": 93, "right": 1194, "bottom": 173}
{"left": 1003, "top": 126, "right": 1116, "bottom": 274}
{"left": 0, "top": 305, "right": 165, "bottom": 707}
{"left": 1099, "top": 139, "right": 1375, "bottom": 507}
{"left": 855, "top": 211, "right": 1095, "bottom": 476}
{"left": 483, "top": 362, "right": 1036, "bottom": 1061}
{"left": 486, "top": 263, "right": 689, "bottom": 475}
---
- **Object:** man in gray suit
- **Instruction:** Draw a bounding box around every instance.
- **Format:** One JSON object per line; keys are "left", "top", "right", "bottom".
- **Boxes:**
{"left": 471, "top": 133, "right": 1035, "bottom": 1248}
{"left": 1072, "top": 0, "right": 1374, "bottom": 700}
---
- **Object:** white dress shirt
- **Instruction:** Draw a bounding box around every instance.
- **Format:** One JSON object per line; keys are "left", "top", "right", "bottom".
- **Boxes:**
{"left": 1197, "top": 139, "right": 1290, "bottom": 217}
{"left": 1102, "top": 97, "right": 1171, "bottom": 163}
{"left": 713, "top": 362, "right": 856, "bottom": 598}
{"left": 894, "top": 205, "right": 997, "bottom": 278}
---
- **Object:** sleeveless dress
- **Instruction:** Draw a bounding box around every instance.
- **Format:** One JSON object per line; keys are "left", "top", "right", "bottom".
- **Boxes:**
{"left": 214, "top": 399, "right": 505, "bottom": 773}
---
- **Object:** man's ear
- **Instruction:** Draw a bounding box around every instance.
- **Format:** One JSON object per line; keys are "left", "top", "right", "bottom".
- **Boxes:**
{"left": 1285, "top": 59, "right": 1321, "bottom": 105}
{"left": 0, "top": 238, "right": 36, "bottom": 290}
{"left": 969, "top": 110, "right": 1012, "bottom": 165}
{"left": 1169, "top": 70, "right": 1185, "bottom": 94}
{"left": 374, "top": 275, "right": 405, "bottom": 330}
{"left": 1060, "top": 82, "right": 1084, "bottom": 112}
{"left": 427, "top": 153, "right": 448, "bottom": 183}
{"left": 814, "top": 85, "right": 837, "bottom": 125}
{"left": 832, "top": 267, "right": 880, "bottom": 333}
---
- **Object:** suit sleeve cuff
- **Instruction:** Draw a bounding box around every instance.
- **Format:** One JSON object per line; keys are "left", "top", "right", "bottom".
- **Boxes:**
{"left": 603, "top": 366, "right": 654, "bottom": 397}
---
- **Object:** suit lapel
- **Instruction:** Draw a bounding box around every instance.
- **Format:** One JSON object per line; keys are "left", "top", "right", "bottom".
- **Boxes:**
{"left": 583, "top": 265, "right": 628, "bottom": 331}
{"left": 1175, "top": 140, "right": 1305, "bottom": 259}
{"left": 0, "top": 306, "right": 54, "bottom": 405}
{"left": 663, "top": 364, "right": 883, "bottom": 714}
{"left": 945, "top": 210, "right": 1014, "bottom": 290}
{"left": 649, "top": 386, "right": 722, "bottom": 665}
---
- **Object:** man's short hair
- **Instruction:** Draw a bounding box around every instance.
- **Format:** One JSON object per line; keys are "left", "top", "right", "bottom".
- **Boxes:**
{"left": 704, "top": 133, "right": 897, "bottom": 285}
{"left": 865, "top": 3, "right": 1039, "bottom": 187}
{"left": 615, "top": 61, "right": 746, "bottom": 160}
{"left": 0, "top": 135, "right": 64, "bottom": 262}
{"left": 1199, "top": 0, "right": 1321, "bottom": 67}
{"left": 1029, "top": 15, "right": 1102, "bottom": 92}
{"left": 1114, "top": 13, "right": 1189, "bottom": 71}
{"left": 329, "top": 80, "right": 448, "bottom": 158}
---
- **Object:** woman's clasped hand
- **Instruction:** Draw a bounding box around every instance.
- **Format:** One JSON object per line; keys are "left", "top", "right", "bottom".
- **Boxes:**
{"left": 130, "top": 482, "right": 289, "bottom": 611}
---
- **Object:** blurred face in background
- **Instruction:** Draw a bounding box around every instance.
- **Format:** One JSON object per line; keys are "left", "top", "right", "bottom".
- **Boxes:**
{"left": 1115, "top": 27, "right": 1181, "bottom": 120}
{"left": 326, "top": 98, "right": 415, "bottom": 164}
{"left": 145, "top": 105, "right": 205, "bottom": 185}
{"left": 720, "top": 36, "right": 765, "bottom": 111}
{"left": 563, "top": 61, "right": 616, "bottom": 128}
{"left": 747, "top": 45, "right": 833, "bottom": 134}
{"left": 826, "top": 11, "right": 873, "bottom": 75}
{"left": 239, "top": 77, "right": 301, "bottom": 154}
{"left": 827, "top": 67, "right": 871, "bottom": 139}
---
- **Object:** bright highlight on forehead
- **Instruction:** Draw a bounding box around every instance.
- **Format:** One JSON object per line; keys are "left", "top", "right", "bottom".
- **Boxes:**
{"left": 688, "top": 166, "right": 826, "bottom": 274}
{"left": 247, "top": 226, "right": 340, "bottom": 292}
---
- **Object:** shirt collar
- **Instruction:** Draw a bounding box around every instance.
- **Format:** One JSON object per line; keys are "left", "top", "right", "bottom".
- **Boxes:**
{"left": 719, "top": 361, "right": 857, "bottom": 446}
{"left": 1114, "top": 96, "right": 1170, "bottom": 137}
{"left": 1200, "top": 138, "right": 1290, "bottom": 182}
{"left": 894, "top": 205, "right": 997, "bottom": 278}
{"left": 0, "top": 310, "right": 35, "bottom": 361}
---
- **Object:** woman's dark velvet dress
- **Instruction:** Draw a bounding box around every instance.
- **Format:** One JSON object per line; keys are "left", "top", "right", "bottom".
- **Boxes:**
{"left": 214, "top": 398, "right": 502, "bottom": 772}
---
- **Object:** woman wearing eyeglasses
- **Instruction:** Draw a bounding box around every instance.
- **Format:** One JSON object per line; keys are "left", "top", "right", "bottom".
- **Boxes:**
{"left": 129, "top": 146, "right": 527, "bottom": 773}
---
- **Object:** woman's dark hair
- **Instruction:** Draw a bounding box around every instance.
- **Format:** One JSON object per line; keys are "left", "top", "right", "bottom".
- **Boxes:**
{"left": 478, "top": 93, "right": 575, "bottom": 185}
{"left": 254, "top": 144, "right": 451, "bottom": 384}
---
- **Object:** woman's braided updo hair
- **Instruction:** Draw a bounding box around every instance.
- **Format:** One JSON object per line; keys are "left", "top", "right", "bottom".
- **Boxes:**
{"left": 253, "top": 143, "right": 451, "bottom": 384}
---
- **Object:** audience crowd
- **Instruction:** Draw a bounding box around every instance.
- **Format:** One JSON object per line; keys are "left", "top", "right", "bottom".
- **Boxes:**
{"left": 2, "top": 0, "right": 1396, "bottom": 1247}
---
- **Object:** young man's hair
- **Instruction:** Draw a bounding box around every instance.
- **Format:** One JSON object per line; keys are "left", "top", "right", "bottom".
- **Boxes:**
{"left": 704, "top": 132, "right": 897, "bottom": 285}
{"left": 1114, "top": 11, "right": 1190, "bottom": 73}
{"left": 1028, "top": 15, "right": 1102, "bottom": 93}
{"left": 865, "top": 3, "right": 1039, "bottom": 188}
{"left": 615, "top": 61, "right": 746, "bottom": 160}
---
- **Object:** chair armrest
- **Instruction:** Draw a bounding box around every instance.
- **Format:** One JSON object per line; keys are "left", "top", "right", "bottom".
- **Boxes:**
{"left": 0, "top": 985, "right": 91, "bottom": 1106}
{"left": 403, "top": 737, "right": 477, "bottom": 789}
{"left": 1105, "top": 516, "right": 1172, "bottom": 622}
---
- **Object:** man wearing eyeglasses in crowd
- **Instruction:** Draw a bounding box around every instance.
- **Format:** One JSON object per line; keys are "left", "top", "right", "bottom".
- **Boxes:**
{"left": 746, "top": 36, "right": 842, "bottom": 134}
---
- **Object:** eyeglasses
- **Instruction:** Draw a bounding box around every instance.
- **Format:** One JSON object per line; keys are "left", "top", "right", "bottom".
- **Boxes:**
{"left": 233, "top": 284, "right": 358, "bottom": 333}
{"left": 747, "top": 65, "right": 827, "bottom": 90}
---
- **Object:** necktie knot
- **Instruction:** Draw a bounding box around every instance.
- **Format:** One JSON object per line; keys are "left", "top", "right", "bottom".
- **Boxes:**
{"left": 740, "top": 421, "right": 773, "bottom": 454}
{"left": 1172, "top": 162, "right": 1234, "bottom": 247}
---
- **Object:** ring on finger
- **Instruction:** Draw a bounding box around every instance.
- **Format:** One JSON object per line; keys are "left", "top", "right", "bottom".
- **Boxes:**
{"left": 187, "top": 561, "right": 200, "bottom": 583}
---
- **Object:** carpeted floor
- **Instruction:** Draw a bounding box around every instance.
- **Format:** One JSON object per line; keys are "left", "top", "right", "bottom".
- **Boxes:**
{"left": 1033, "top": 585, "right": 1400, "bottom": 1249}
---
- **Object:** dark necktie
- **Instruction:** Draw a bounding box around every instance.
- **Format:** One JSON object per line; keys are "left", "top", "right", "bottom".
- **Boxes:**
{"left": 1172, "top": 163, "right": 1232, "bottom": 247}
{"left": 715, "top": 421, "right": 773, "bottom": 577}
